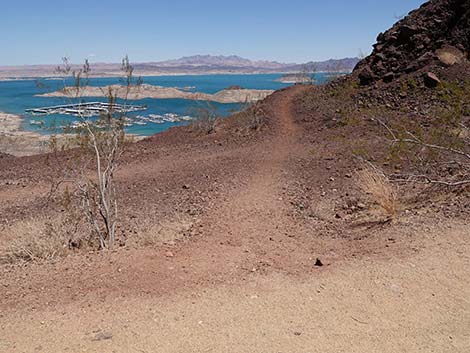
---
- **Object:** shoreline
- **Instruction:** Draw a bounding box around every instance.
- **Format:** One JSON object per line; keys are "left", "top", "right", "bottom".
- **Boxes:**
{"left": 0, "top": 112, "right": 145, "bottom": 157}
{"left": 0, "top": 112, "right": 52, "bottom": 157}
{"left": 0, "top": 70, "right": 353, "bottom": 82}
{"left": 38, "top": 84, "right": 275, "bottom": 103}
{"left": 0, "top": 71, "right": 285, "bottom": 82}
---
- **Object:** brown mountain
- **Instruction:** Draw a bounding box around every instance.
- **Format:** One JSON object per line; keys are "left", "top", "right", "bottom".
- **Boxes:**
{"left": 0, "top": 55, "right": 359, "bottom": 79}
{"left": 354, "top": 0, "right": 470, "bottom": 85}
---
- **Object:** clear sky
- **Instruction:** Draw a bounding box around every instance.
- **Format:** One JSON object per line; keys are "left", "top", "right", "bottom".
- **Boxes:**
{"left": 1, "top": 0, "right": 427, "bottom": 66}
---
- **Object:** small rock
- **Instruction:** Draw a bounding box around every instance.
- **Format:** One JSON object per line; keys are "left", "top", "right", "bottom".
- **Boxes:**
{"left": 423, "top": 72, "right": 441, "bottom": 88}
{"left": 314, "top": 258, "right": 324, "bottom": 267}
{"left": 165, "top": 251, "right": 174, "bottom": 258}
{"left": 357, "top": 202, "right": 366, "bottom": 210}
{"left": 182, "top": 184, "right": 190, "bottom": 190}
{"left": 92, "top": 331, "right": 113, "bottom": 341}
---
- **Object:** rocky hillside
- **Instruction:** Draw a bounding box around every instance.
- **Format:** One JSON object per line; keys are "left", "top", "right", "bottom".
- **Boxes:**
{"left": 354, "top": 0, "right": 470, "bottom": 85}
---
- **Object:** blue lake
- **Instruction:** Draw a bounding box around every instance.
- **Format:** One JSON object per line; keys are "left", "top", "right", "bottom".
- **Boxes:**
{"left": 0, "top": 74, "right": 328, "bottom": 136}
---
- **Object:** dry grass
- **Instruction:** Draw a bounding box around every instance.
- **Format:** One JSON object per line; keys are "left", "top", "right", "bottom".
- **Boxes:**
{"left": 132, "top": 215, "right": 194, "bottom": 247}
{"left": 357, "top": 166, "right": 399, "bottom": 218}
{"left": 0, "top": 220, "right": 69, "bottom": 264}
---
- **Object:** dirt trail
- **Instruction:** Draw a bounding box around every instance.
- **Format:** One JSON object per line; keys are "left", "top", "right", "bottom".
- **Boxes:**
{"left": 0, "top": 86, "right": 312, "bottom": 313}
{"left": 1, "top": 86, "right": 470, "bottom": 352}
{"left": 203, "top": 86, "right": 308, "bottom": 250}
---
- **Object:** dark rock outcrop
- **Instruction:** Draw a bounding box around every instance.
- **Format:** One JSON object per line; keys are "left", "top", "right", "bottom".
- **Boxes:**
{"left": 354, "top": 0, "right": 470, "bottom": 85}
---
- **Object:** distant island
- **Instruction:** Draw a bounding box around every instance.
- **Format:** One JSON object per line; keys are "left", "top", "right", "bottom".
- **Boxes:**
{"left": 38, "top": 84, "right": 274, "bottom": 103}
{"left": 276, "top": 73, "right": 313, "bottom": 83}
{"left": 0, "top": 55, "right": 360, "bottom": 80}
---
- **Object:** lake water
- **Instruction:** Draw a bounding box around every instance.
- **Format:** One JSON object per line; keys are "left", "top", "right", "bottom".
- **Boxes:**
{"left": 0, "top": 74, "right": 328, "bottom": 136}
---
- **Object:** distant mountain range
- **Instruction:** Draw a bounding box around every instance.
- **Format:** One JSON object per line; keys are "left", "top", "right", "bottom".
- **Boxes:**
{"left": 150, "top": 55, "right": 290, "bottom": 69}
{"left": 0, "top": 55, "right": 360, "bottom": 79}
{"left": 135, "top": 55, "right": 360, "bottom": 73}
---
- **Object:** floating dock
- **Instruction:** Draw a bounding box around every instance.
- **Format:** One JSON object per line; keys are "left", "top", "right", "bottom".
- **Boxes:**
{"left": 26, "top": 102, "right": 147, "bottom": 118}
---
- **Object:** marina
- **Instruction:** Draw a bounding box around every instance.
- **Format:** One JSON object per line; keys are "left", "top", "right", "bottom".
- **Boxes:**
{"left": 25, "top": 102, "right": 147, "bottom": 118}
{"left": 0, "top": 74, "right": 289, "bottom": 136}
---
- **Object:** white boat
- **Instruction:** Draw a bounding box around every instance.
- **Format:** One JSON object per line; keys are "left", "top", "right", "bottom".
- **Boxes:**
{"left": 29, "top": 119, "right": 45, "bottom": 125}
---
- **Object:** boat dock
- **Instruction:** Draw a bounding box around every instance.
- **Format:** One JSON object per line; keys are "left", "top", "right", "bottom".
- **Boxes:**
{"left": 26, "top": 102, "right": 147, "bottom": 117}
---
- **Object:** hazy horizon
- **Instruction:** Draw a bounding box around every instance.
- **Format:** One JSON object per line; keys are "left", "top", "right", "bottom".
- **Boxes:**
{"left": 1, "top": 0, "right": 426, "bottom": 66}
{"left": 0, "top": 54, "right": 360, "bottom": 68}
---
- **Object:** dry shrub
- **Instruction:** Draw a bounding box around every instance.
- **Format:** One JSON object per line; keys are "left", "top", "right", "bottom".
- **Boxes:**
{"left": 0, "top": 220, "right": 69, "bottom": 264}
{"left": 190, "top": 106, "right": 218, "bottom": 134}
{"left": 133, "top": 216, "right": 194, "bottom": 247}
{"left": 357, "top": 166, "right": 399, "bottom": 218}
{"left": 246, "top": 104, "right": 266, "bottom": 131}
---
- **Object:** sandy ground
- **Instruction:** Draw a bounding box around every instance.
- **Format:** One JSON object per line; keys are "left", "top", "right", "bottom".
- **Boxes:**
{"left": 0, "top": 112, "right": 52, "bottom": 156}
{"left": 1, "top": 223, "right": 469, "bottom": 353}
{"left": 0, "top": 112, "right": 145, "bottom": 157}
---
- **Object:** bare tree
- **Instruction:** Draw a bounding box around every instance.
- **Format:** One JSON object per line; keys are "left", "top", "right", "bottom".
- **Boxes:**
{"left": 190, "top": 102, "right": 219, "bottom": 134}
{"left": 297, "top": 63, "right": 317, "bottom": 84}
{"left": 51, "top": 56, "right": 136, "bottom": 249}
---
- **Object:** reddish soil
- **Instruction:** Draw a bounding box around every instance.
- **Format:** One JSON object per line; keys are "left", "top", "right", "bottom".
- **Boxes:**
{"left": 2, "top": 0, "right": 470, "bottom": 349}
{"left": 0, "top": 84, "right": 469, "bottom": 352}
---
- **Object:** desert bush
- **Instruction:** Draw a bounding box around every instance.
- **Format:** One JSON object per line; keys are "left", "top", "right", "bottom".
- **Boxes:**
{"left": 46, "top": 56, "right": 137, "bottom": 250}
{"left": 236, "top": 100, "right": 266, "bottom": 131}
{"left": 247, "top": 103, "right": 266, "bottom": 130}
{"left": 371, "top": 80, "right": 470, "bottom": 188}
{"left": 298, "top": 63, "right": 317, "bottom": 84}
{"left": 357, "top": 165, "right": 399, "bottom": 218}
{"left": 377, "top": 121, "right": 469, "bottom": 187}
{"left": 190, "top": 104, "right": 218, "bottom": 134}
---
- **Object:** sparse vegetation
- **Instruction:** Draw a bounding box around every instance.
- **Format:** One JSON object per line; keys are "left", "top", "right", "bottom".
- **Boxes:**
{"left": 374, "top": 81, "right": 470, "bottom": 187}
{"left": 236, "top": 99, "right": 266, "bottom": 131}
{"left": 190, "top": 103, "right": 219, "bottom": 134}
{"left": 357, "top": 165, "right": 399, "bottom": 219}
{"left": 132, "top": 215, "right": 194, "bottom": 247}
{"left": 44, "top": 56, "right": 138, "bottom": 250}
{"left": 300, "top": 63, "right": 317, "bottom": 84}
{"left": 0, "top": 219, "right": 70, "bottom": 263}
{"left": 248, "top": 103, "right": 266, "bottom": 130}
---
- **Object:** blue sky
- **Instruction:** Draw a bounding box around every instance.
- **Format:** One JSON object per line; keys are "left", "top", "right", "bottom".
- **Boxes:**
{"left": 1, "top": 0, "right": 426, "bottom": 65}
